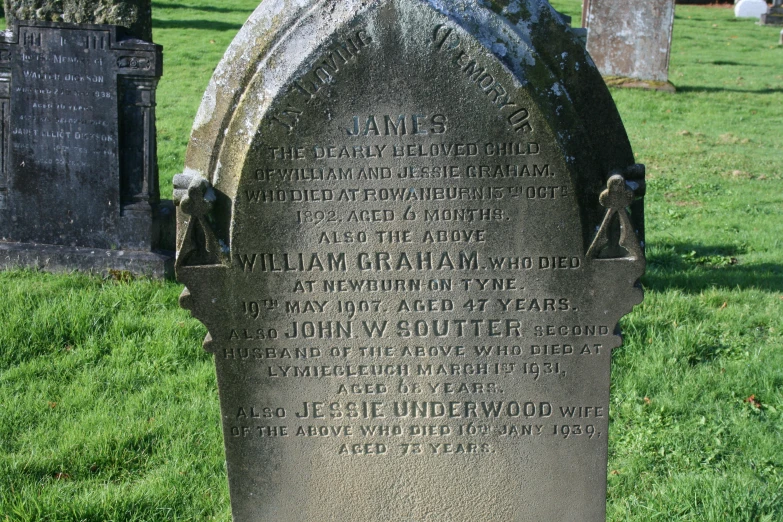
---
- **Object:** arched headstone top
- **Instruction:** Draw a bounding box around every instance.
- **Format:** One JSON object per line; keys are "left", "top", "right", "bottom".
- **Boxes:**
{"left": 176, "top": 1, "right": 645, "bottom": 520}
{"left": 183, "top": 0, "right": 634, "bottom": 215}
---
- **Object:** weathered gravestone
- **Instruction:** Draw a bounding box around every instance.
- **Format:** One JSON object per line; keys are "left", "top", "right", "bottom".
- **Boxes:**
{"left": 0, "top": 21, "right": 172, "bottom": 277}
{"left": 583, "top": 0, "right": 677, "bottom": 92}
{"left": 176, "top": 1, "right": 645, "bottom": 520}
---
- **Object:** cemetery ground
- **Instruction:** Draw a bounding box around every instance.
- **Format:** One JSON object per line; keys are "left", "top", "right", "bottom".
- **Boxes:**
{"left": 0, "top": 0, "right": 781, "bottom": 520}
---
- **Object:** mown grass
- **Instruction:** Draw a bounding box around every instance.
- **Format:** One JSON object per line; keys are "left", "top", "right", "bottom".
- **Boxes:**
{"left": 153, "top": 0, "right": 258, "bottom": 198}
{"left": 555, "top": 1, "right": 783, "bottom": 520}
{"left": 2, "top": 1, "right": 783, "bottom": 520}
{"left": 0, "top": 272, "right": 225, "bottom": 521}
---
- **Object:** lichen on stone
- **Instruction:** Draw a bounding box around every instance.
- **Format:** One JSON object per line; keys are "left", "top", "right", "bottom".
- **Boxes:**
{"left": 4, "top": 0, "right": 152, "bottom": 41}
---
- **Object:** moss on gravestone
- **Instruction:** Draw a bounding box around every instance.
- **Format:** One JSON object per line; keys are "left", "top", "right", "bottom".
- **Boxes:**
{"left": 4, "top": 0, "right": 152, "bottom": 41}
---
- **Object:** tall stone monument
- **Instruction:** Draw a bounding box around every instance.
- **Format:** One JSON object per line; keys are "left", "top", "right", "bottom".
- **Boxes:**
{"left": 583, "top": 0, "right": 676, "bottom": 92}
{"left": 0, "top": 3, "right": 172, "bottom": 277}
{"left": 176, "top": 1, "right": 646, "bottom": 520}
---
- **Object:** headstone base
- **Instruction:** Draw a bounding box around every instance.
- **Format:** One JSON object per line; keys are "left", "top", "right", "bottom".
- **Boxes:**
{"left": 604, "top": 76, "right": 677, "bottom": 93}
{"left": 0, "top": 242, "right": 174, "bottom": 279}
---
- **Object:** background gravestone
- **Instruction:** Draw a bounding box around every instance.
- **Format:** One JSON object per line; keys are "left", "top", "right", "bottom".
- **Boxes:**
{"left": 761, "top": 0, "right": 783, "bottom": 25}
{"left": 0, "top": 20, "right": 172, "bottom": 277}
{"left": 4, "top": 0, "right": 152, "bottom": 41}
{"left": 176, "top": 0, "right": 645, "bottom": 520}
{"left": 735, "top": 0, "right": 769, "bottom": 19}
{"left": 583, "top": 0, "right": 677, "bottom": 92}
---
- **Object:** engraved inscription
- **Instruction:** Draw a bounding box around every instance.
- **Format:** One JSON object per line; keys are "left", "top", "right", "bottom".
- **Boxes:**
{"left": 3, "top": 26, "right": 120, "bottom": 246}
{"left": 11, "top": 28, "right": 118, "bottom": 175}
{"left": 272, "top": 29, "right": 373, "bottom": 131}
{"left": 434, "top": 25, "right": 533, "bottom": 134}
{"left": 212, "top": 22, "right": 614, "bottom": 462}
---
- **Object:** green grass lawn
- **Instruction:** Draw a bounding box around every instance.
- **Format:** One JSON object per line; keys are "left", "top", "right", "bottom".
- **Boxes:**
{"left": 2, "top": 1, "right": 782, "bottom": 520}
{"left": 153, "top": 0, "right": 259, "bottom": 197}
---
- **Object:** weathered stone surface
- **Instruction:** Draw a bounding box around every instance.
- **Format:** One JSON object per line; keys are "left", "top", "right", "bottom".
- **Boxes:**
{"left": 583, "top": 0, "right": 676, "bottom": 83}
{"left": 0, "top": 22, "right": 172, "bottom": 277}
{"left": 177, "top": 1, "right": 645, "bottom": 520}
{"left": 4, "top": 0, "right": 152, "bottom": 41}
{"left": 735, "top": 0, "right": 769, "bottom": 19}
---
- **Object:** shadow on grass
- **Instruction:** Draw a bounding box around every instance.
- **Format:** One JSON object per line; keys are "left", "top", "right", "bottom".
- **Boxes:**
{"left": 710, "top": 60, "right": 762, "bottom": 67}
{"left": 673, "top": 16, "right": 717, "bottom": 22}
{"left": 643, "top": 242, "right": 783, "bottom": 293}
{"left": 152, "top": 1, "right": 250, "bottom": 13}
{"left": 676, "top": 85, "right": 783, "bottom": 94}
{"left": 152, "top": 19, "right": 243, "bottom": 31}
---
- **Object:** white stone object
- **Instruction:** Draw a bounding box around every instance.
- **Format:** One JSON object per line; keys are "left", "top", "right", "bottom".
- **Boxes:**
{"left": 735, "top": 0, "right": 769, "bottom": 19}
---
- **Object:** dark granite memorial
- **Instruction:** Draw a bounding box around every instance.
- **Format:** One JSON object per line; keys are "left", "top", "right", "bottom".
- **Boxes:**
{"left": 176, "top": 1, "right": 645, "bottom": 520}
{"left": 762, "top": 0, "right": 783, "bottom": 26}
{"left": 0, "top": 21, "right": 172, "bottom": 277}
{"left": 583, "top": 0, "right": 677, "bottom": 92}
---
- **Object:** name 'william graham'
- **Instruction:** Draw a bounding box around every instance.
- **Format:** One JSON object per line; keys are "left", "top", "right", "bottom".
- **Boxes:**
{"left": 236, "top": 251, "right": 479, "bottom": 273}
